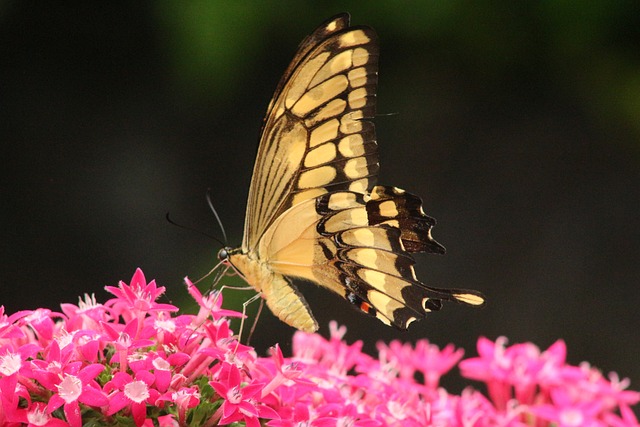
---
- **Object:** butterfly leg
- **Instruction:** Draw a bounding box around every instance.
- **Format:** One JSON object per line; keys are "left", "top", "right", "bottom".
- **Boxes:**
{"left": 235, "top": 291, "right": 263, "bottom": 350}
{"left": 245, "top": 297, "right": 264, "bottom": 346}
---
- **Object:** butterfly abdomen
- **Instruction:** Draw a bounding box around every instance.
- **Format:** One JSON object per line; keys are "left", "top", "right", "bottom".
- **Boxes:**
{"left": 228, "top": 251, "right": 318, "bottom": 332}
{"left": 260, "top": 273, "right": 318, "bottom": 333}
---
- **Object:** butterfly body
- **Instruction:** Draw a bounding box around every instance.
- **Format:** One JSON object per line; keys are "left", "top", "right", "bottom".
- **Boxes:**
{"left": 219, "top": 14, "right": 485, "bottom": 332}
{"left": 220, "top": 247, "right": 319, "bottom": 332}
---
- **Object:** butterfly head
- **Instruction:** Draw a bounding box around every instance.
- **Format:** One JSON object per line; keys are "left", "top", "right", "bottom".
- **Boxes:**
{"left": 218, "top": 246, "right": 244, "bottom": 265}
{"left": 217, "top": 247, "right": 232, "bottom": 264}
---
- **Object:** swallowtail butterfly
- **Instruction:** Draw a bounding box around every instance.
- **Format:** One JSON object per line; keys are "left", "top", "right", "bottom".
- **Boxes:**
{"left": 218, "top": 13, "right": 485, "bottom": 332}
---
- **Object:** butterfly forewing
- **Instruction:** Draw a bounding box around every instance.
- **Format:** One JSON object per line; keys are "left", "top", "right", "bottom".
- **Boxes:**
{"left": 242, "top": 14, "right": 379, "bottom": 252}
{"left": 263, "top": 13, "right": 351, "bottom": 116}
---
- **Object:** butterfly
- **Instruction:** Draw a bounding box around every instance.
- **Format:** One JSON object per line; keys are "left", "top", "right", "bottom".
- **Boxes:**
{"left": 218, "top": 13, "right": 485, "bottom": 332}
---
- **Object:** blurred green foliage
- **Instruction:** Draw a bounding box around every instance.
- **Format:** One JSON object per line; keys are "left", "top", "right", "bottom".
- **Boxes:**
{"left": 153, "top": 1, "right": 640, "bottom": 149}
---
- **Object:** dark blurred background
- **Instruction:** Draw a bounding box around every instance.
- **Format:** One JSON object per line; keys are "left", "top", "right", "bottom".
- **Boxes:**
{"left": 2, "top": 1, "right": 639, "bottom": 393}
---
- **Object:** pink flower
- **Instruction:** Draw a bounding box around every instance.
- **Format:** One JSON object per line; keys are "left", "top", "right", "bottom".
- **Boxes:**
{"left": 30, "top": 340, "right": 78, "bottom": 391}
{"left": 12, "top": 402, "right": 70, "bottom": 427}
{"left": 140, "top": 311, "right": 192, "bottom": 348}
{"left": 157, "top": 386, "right": 200, "bottom": 425}
{"left": 0, "top": 344, "right": 39, "bottom": 392}
{"left": 105, "top": 371, "right": 160, "bottom": 427}
{"left": 267, "top": 402, "right": 314, "bottom": 427}
{"left": 70, "top": 329, "right": 103, "bottom": 363}
{"left": 605, "top": 403, "right": 640, "bottom": 427}
{"left": 532, "top": 387, "right": 605, "bottom": 427}
{"left": 313, "top": 402, "right": 382, "bottom": 427}
{"left": 376, "top": 339, "right": 464, "bottom": 390}
{"left": 101, "top": 318, "right": 154, "bottom": 372}
{"left": 1, "top": 269, "right": 637, "bottom": 426}
{"left": 105, "top": 268, "right": 178, "bottom": 321}
{"left": 259, "top": 344, "right": 315, "bottom": 398}
{"left": 210, "top": 363, "right": 278, "bottom": 427}
{"left": 292, "top": 321, "right": 366, "bottom": 376}
{"left": 60, "top": 294, "right": 108, "bottom": 331}
{"left": 46, "top": 364, "right": 108, "bottom": 427}
{"left": 459, "top": 336, "right": 566, "bottom": 410}
{"left": 184, "top": 277, "right": 244, "bottom": 323}
{"left": 19, "top": 308, "right": 62, "bottom": 345}
{"left": 0, "top": 306, "right": 27, "bottom": 341}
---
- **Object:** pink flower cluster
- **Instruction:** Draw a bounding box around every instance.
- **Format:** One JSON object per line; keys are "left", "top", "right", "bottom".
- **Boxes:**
{"left": 0, "top": 269, "right": 637, "bottom": 427}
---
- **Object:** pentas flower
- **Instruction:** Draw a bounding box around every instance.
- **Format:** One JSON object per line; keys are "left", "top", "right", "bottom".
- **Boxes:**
{"left": 460, "top": 336, "right": 640, "bottom": 426}
{"left": 47, "top": 364, "right": 108, "bottom": 427}
{"left": 105, "top": 370, "right": 161, "bottom": 426}
{"left": 532, "top": 387, "right": 604, "bottom": 427}
{"left": 13, "top": 401, "right": 69, "bottom": 427}
{"left": 0, "top": 269, "right": 637, "bottom": 427}
{"left": 60, "top": 294, "right": 108, "bottom": 332}
{"left": 0, "top": 307, "right": 29, "bottom": 341}
{"left": 258, "top": 344, "right": 315, "bottom": 398}
{"left": 209, "top": 362, "right": 278, "bottom": 427}
{"left": 157, "top": 386, "right": 200, "bottom": 426}
{"left": 184, "top": 277, "right": 244, "bottom": 323}
{"left": 104, "top": 268, "right": 178, "bottom": 323}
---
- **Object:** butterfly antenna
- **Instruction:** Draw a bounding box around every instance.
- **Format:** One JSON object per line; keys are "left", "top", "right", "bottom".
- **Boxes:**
{"left": 165, "top": 212, "right": 226, "bottom": 248}
{"left": 206, "top": 189, "right": 228, "bottom": 245}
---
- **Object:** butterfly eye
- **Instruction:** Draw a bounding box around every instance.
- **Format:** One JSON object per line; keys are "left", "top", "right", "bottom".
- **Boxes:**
{"left": 218, "top": 248, "right": 230, "bottom": 263}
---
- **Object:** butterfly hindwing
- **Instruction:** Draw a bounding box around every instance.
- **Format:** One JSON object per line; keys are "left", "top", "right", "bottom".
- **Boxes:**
{"left": 313, "top": 189, "right": 484, "bottom": 329}
{"left": 366, "top": 186, "right": 446, "bottom": 254}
